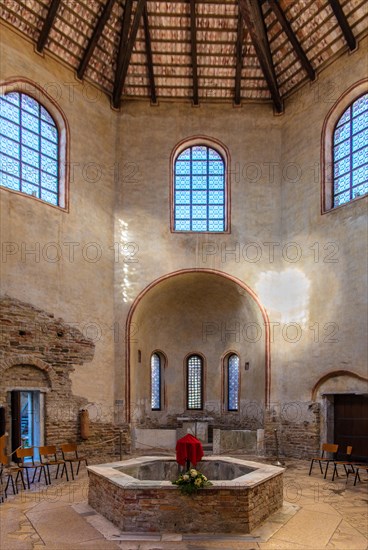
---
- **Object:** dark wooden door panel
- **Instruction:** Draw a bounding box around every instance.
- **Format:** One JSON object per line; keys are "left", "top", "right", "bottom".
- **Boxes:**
{"left": 334, "top": 394, "right": 368, "bottom": 456}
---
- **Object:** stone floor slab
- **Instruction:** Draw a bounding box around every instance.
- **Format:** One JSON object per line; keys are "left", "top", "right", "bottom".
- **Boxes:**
{"left": 267, "top": 509, "right": 342, "bottom": 548}
{"left": 326, "top": 519, "right": 368, "bottom": 549}
{"left": 26, "top": 506, "right": 108, "bottom": 545}
{"left": 1, "top": 456, "right": 367, "bottom": 550}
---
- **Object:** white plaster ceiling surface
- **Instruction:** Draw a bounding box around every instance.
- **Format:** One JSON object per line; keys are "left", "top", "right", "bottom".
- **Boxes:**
{"left": 1, "top": 0, "right": 367, "bottom": 111}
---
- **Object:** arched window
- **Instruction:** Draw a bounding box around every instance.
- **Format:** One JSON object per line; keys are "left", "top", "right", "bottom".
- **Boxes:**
{"left": 227, "top": 354, "right": 240, "bottom": 412}
{"left": 322, "top": 81, "right": 367, "bottom": 213}
{"left": 333, "top": 93, "right": 368, "bottom": 207}
{"left": 151, "top": 353, "right": 162, "bottom": 410}
{"left": 173, "top": 143, "right": 227, "bottom": 232}
{"left": 187, "top": 355, "right": 203, "bottom": 410}
{"left": 0, "top": 91, "right": 59, "bottom": 205}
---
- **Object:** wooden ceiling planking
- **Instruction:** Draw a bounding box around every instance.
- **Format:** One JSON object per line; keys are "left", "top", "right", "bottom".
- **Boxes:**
{"left": 0, "top": 0, "right": 366, "bottom": 109}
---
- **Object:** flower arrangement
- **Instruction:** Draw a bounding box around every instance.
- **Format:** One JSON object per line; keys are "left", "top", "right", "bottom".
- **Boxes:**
{"left": 172, "top": 468, "right": 212, "bottom": 495}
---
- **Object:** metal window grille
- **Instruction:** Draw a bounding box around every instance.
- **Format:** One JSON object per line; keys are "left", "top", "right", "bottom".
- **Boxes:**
{"left": 174, "top": 145, "right": 225, "bottom": 232}
{"left": 151, "top": 353, "right": 161, "bottom": 410}
{"left": 333, "top": 93, "right": 368, "bottom": 207}
{"left": 187, "top": 355, "right": 203, "bottom": 410}
{"left": 228, "top": 354, "right": 239, "bottom": 411}
{"left": 0, "top": 92, "right": 59, "bottom": 206}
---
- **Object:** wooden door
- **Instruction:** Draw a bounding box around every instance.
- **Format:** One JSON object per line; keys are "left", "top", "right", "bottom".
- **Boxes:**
{"left": 334, "top": 394, "right": 368, "bottom": 456}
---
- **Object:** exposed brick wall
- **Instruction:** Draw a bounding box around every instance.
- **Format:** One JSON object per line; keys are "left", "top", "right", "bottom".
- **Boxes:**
{"left": 0, "top": 295, "right": 130, "bottom": 459}
{"left": 264, "top": 402, "right": 320, "bottom": 459}
{"left": 88, "top": 471, "right": 283, "bottom": 533}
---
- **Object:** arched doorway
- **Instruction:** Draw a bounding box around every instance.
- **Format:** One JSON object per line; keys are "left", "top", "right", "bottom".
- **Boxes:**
{"left": 1, "top": 362, "right": 52, "bottom": 459}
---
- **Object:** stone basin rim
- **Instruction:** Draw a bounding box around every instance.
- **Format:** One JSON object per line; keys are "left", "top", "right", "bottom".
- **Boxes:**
{"left": 87, "top": 455, "right": 284, "bottom": 490}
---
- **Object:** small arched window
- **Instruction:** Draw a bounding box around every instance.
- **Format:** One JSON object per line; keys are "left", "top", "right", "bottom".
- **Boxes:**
{"left": 187, "top": 354, "right": 203, "bottom": 410}
{"left": 151, "top": 353, "right": 162, "bottom": 410}
{"left": 173, "top": 143, "right": 227, "bottom": 232}
{"left": 227, "top": 354, "right": 240, "bottom": 412}
{"left": 333, "top": 93, "right": 368, "bottom": 207}
{"left": 0, "top": 91, "right": 59, "bottom": 206}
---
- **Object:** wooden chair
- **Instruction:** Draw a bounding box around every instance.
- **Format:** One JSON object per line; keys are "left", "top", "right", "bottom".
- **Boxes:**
{"left": 331, "top": 446, "right": 354, "bottom": 481}
{"left": 353, "top": 463, "right": 368, "bottom": 486}
{"left": 309, "top": 443, "right": 339, "bottom": 478}
{"left": 16, "top": 447, "right": 48, "bottom": 489}
{"left": 0, "top": 435, "right": 26, "bottom": 498}
{"left": 60, "top": 443, "right": 88, "bottom": 480}
{"left": 39, "top": 445, "right": 69, "bottom": 484}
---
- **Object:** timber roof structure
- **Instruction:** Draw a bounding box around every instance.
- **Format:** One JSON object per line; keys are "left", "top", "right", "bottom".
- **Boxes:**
{"left": 1, "top": 0, "right": 367, "bottom": 112}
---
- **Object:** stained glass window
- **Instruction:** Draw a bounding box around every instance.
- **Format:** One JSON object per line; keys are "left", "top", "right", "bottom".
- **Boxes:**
{"left": 187, "top": 355, "right": 203, "bottom": 410}
{"left": 333, "top": 93, "right": 368, "bottom": 207}
{"left": 227, "top": 354, "right": 239, "bottom": 411}
{"left": 151, "top": 353, "right": 161, "bottom": 410}
{"left": 174, "top": 145, "right": 226, "bottom": 231}
{"left": 0, "top": 92, "right": 59, "bottom": 206}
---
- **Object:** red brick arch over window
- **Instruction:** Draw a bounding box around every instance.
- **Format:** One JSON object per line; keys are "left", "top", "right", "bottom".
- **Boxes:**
{"left": 321, "top": 78, "right": 368, "bottom": 213}
{"left": 170, "top": 136, "right": 231, "bottom": 233}
{"left": 0, "top": 77, "right": 70, "bottom": 210}
{"left": 125, "top": 269, "right": 271, "bottom": 422}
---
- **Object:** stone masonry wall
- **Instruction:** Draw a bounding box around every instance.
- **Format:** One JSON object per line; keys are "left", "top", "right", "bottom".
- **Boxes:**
{"left": 264, "top": 402, "right": 320, "bottom": 459}
{"left": 0, "top": 295, "right": 130, "bottom": 459}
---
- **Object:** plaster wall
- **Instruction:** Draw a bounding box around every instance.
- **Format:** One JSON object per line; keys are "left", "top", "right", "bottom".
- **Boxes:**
{"left": 1, "top": 24, "right": 367, "bottom": 446}
{"left": 115, "top": 99, "right": 282, "bottom": 416}
{"left": 274, "top": 36, "right": 368, "bottom": 403}
{"left": 0, "top": 27, "right": 117, "bottom": 418}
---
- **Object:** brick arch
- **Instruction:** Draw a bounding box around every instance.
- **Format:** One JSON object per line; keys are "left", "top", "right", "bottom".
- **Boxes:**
{"left": 0, "top": 77, "right": 70, "bottom": 210}
{"left": 311, "top": 370, "right": 368, "bottom": 401}
{"left": 125, "top": 268, "right": 271, "bottom": 422}
{"left": 0, "top": 355, "right": 56, "bottom": 389}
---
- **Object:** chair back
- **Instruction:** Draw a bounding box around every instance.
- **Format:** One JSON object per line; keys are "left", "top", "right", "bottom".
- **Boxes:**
{"left": 321, "top": 443, "right": 338, "bottom": 456}
{"left": 16, "top": 446, "right": 35, "bottom": 465}
{"left": 346, "top": 445, "right": 353, "bottom": 455}
{"left": 0, "top": 435, "right": 8, "bottom": 466}
{"left": 60, "top": 443, "right": 77, "bottom": 458}
{"left": 39, "top": 445, "right": 57, "bottom": 463}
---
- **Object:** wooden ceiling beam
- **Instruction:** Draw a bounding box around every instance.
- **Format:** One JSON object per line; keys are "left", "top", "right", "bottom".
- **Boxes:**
{"left": 115, "top": 0, "right": 133, "bottom": 80}
{"left": 190, "top": 0, "right": 199, "bottom": 106}
{"left": 238, "top": 0, "right": 283, "bottom": 113}
{"left": 112, "top": 0, "right": 142, "bottom": 109}
{"left": 77, "top": 0, "right": 116, "bottom": 80}
{"left": 36, "top": 0, "right": 62, "bottom": 53}
{"left": 328, "top": 0, "right": 356, "bottom": 51}
{"left": 268, "top": 0, "right": 315, "bottom": 81}
{"left": 143, "top": 5, "right": 157, "bottom": 104}
{"left": 234, "top": 9, "right": 245, "bottom": 105}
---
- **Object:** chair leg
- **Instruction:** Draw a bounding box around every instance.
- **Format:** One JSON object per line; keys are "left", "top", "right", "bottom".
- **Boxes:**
{"left": 324, "top": 461, "right": 330, "bottom": 479}
{"left": 309, "top": 460, "right": 314, "bottom": 476}
{"left": 332, "top": 463, "right": 337, "bottom": 481}
{"left": 354, "top": 468, "right": 361, "bottom": 486}
{"left": 15, "top": 471, "right": 26, "bottom": 491}
{"left": 32, "top": 467, "right": 38, "bottom": 484}
{"left": 62, "top": 463, "right": 69, "bottom": 482}
{"left": 40, "top": 466, "right": 48, "bottom": 485}
{"left": 69, "top": 462, "right": 74, "bottom": 481}
{"left": 55, "top": 464, "right": 60, "bottom": 479}
{"left": 5, "top": 475, "right": 14, "bottom": 496}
